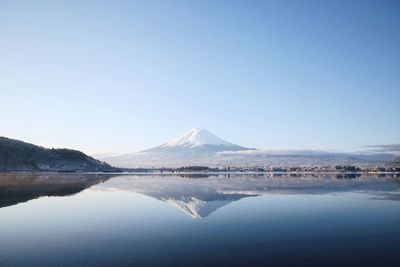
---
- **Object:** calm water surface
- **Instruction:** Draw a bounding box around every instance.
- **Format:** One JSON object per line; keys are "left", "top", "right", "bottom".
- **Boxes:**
{"left": 0, "top": 173, "right": 399, "bottom": 267}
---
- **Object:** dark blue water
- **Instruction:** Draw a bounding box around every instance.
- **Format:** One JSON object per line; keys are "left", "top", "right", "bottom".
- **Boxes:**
{"left": 0, "top": 173, "right": 399, "bottom": 267}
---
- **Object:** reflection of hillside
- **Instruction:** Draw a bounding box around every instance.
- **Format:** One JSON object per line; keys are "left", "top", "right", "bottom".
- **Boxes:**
{"left": 96, "top": 174, "right": 400, "bottom": 219}
{"left": 0, "top": 173, "right": 115, "bottom": 208}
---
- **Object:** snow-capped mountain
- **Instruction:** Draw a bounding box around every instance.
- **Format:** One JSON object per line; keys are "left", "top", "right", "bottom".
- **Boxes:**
{"left": 101, "top": 128, "right": 253, "bottom": 167}
{"left": 145, "top": 128, "right": 249, "bottom": 153}
{"left": 98, "top": 128, "right": 397, "bottom": 168}
{"left": 162, "top": 128, "right": 237, "bottom": 148}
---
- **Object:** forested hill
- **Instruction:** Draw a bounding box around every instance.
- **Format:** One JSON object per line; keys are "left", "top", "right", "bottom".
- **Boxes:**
{"left": 0, "top": 137, "right": 117, "bottom": 172}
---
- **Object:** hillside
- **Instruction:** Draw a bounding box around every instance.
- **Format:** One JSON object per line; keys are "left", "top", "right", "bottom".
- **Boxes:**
{"left": 0, "top": 137, "right": 117, "bottom": 172}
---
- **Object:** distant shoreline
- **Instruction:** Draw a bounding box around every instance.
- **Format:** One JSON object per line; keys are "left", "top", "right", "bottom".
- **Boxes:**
{"left": 1, "top": 170, "right": 399, "bottom": 176}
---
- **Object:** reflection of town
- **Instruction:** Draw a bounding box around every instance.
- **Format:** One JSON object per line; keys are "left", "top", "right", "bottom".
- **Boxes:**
{"left": 1, "top": 173, "right": 399, "bottom": 219}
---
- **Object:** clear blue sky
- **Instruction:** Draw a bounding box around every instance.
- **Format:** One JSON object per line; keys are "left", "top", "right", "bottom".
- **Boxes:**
{"left": 1, "top": 0, "right": 399, "bottom": 154}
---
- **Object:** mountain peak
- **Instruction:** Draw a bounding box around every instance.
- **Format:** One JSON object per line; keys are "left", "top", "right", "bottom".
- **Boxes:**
{"left": 163, "top": 128, "right": 234, "bottom": 148}
{"left": 103, "top": 128, "right": 252, "bottom": 167}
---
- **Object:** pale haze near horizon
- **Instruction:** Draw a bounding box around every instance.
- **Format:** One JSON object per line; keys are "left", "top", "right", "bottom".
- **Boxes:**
{"left": 1, "top": 0, "right": 399, "bottom": 154}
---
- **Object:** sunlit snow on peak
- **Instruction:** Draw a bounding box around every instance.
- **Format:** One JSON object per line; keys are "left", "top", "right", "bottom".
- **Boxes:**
{"left": 163, "top": 128, "right": 234, "bottom": 148}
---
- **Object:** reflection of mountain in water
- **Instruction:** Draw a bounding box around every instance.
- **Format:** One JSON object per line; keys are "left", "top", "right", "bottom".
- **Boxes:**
{"left": 95, "top": 174, "right": 400, "bottom": 219}
{"left": 163, "top": 198, "right": 234, "bottom": 219}
{"left": 0, "top": 173, "right": 114, "bottom": 208}
{"left": 152, "top": 193, "right": 255, "bottom": 219}
{"left": 95, "top": 174, "right": 260, "bottom": 218}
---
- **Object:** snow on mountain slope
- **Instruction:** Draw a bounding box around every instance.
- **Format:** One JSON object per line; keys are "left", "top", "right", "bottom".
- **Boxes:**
{"left": 163, "top": 128, "right": 235, "bottom": 148}
{"left": 144, "top": 128, "right": 251, "bottom": 153}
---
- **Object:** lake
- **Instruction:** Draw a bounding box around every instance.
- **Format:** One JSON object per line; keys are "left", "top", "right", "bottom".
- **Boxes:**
{"left": 0, "top": 173, "right": 399, "bottom": 267}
